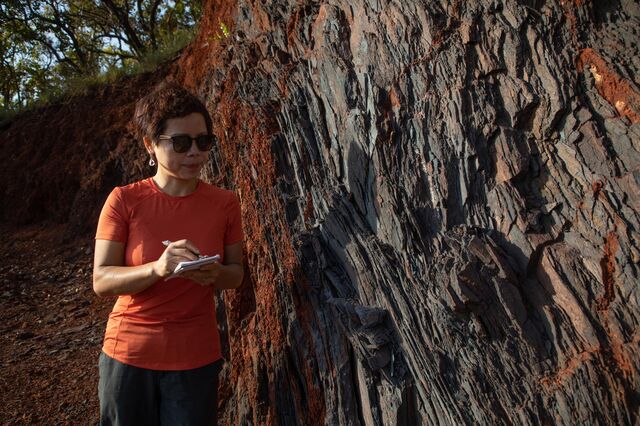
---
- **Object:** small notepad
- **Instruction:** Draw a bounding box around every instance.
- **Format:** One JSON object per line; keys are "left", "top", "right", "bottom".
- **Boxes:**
{"left": 165, "top": 255, "right": 221, "bottom": 280}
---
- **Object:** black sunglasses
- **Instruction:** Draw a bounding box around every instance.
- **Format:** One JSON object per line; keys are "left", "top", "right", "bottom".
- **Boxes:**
{"left": 158, "top": 134, "right": 216, "bottom": 153}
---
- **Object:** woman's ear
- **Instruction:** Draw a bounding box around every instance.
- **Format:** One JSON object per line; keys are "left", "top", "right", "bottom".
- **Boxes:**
{"left": 143, "top": 136, "right": 154, "bottom": 154}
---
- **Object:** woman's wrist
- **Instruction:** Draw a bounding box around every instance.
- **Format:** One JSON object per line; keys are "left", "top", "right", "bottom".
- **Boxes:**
{"left": 150, "top": 260, "right": 166, "bottom": 279}
{"left": 213, "top": 263, "right": 243, "bottom": 289}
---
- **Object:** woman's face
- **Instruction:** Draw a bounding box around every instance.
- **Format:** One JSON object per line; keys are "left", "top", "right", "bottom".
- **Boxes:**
{"left": 147, "top": 112, "right": 210, "bottom": 181}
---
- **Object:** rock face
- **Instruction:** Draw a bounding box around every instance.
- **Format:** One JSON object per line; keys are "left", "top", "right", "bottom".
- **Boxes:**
{"left": 2, "top": 0, "right": 640, "bottom": 424}
{"left": 181, "top": 0, "right": 640, "bottom": 424}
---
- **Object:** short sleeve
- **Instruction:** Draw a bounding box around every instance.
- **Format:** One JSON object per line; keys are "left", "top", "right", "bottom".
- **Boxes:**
{"left": 224, "top": 192, "right": 243, "bottom": 245}
{"left": 95, "top": 187, "right": 129, "bottom": 242}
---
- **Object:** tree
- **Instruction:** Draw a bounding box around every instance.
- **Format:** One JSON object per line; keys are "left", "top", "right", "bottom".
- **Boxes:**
{"left": 0, "top": 0, "right": 201, "bottom": 109}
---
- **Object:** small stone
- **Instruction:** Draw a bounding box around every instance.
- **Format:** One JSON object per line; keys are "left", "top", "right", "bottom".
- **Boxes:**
{"left": 16, "top": 331, "right": 35, "bottom": 340}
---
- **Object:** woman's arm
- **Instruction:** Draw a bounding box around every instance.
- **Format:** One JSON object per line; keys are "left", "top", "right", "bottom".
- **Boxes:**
{"left": 92, "top": 239, "right": 201, "bottom": 297}
{"left": 182, "top": 241, "right": 244, "bottom": 289}
{"left": 215, "top": 242, "right": 244, "bottom": 289}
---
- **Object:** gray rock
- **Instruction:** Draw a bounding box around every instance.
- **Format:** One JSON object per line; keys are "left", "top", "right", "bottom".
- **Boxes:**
{"left": 2, "top": 0, "right": 638, "bottom": 424}
{"left": 204, "top": 0, "right": 640, "bottom": 424}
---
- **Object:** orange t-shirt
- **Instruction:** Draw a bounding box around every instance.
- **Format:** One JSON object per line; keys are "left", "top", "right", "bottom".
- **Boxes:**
{"left": 95, "top": 177, "right": 243, "bottom": 370}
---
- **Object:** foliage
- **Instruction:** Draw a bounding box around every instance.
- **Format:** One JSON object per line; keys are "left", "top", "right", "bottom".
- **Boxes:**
{"left": 214, "top": 19, "right": 230, "bottom": 40}
{"left": 0, "top": 0, "right": 202, "bottom": 114}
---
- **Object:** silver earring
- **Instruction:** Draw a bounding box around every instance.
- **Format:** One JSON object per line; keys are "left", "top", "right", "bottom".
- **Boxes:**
{"left": 149, "top": 157, "right": 156, "bottom": 167}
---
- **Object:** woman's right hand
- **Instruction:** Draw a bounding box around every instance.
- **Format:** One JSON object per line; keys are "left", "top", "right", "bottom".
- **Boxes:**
{"left": 152, "top": 239, "right": 201, "bottom": 278}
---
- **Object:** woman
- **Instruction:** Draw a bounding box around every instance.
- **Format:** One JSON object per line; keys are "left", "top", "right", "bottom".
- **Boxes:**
{"left": 92, "top": 82, "right": 243, "bottom": 425}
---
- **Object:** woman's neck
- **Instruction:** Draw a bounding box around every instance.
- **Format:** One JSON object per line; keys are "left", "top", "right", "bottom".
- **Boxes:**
{"left": 152, "top": 173, "right": 199, "bottom": 196}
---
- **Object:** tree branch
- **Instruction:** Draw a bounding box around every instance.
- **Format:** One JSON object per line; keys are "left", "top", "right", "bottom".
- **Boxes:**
{"left": 101, "top": 0, "right": 146, "bottom": 57}
{"left": 149, "top": 0, "right": 162, "bottom": 49}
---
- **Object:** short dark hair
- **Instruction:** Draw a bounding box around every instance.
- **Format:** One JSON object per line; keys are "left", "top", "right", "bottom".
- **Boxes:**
{"left": 134, "top": 81, "right": 213, "bottom": 142}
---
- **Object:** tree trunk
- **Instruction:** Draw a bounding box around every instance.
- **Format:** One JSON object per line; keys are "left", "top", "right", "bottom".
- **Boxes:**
{"left": 177, "top": 0, "right": 640, "bottom": 424}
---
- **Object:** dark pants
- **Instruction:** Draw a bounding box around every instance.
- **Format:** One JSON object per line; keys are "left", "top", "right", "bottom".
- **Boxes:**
{"left": 98, "top": 352, "right": 223, "bottom": 426}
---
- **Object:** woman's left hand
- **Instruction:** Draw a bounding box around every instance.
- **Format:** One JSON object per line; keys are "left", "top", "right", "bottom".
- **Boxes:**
{"left": 182, "top": 262, "right": 222, "bottom": 286}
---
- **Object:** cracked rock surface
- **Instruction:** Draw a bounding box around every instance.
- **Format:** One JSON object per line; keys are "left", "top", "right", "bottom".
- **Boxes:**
{"left": 182, "top": 0, "right": 639, "bottom": 424}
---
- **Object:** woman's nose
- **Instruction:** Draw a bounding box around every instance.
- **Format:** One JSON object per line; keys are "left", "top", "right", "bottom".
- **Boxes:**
{"left": 186, "top": 139, "right": 200, "bottom": 155}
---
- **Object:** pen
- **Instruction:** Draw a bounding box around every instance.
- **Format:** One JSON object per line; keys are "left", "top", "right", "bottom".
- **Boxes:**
{"left": 162, "top": 240, "right": 203, "bottom": 258}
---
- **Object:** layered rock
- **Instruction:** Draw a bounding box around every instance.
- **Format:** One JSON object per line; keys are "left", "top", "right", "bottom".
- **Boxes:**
{"left": 179, "top": 0, "right": 640, "bottom": 424}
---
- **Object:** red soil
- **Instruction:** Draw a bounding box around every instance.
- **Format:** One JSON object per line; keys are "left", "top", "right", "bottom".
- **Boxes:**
{"left": 577, "top": 48, "right": 640, "bottom": 124}
{"left": 0, "top": 69, "right": 169, "bottom": 233}
{"left": 0, "top": 223, "right": 112, "bottom": 424}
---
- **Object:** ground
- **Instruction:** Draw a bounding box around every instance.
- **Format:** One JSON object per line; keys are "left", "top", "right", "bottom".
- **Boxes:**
{"left": 0, "top": 223, "right": 112, "bottom": 424}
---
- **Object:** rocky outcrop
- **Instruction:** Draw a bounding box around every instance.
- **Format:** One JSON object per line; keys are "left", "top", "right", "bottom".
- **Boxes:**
{"left": 179, "top": 0, "right": 639, "bottom": 424}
